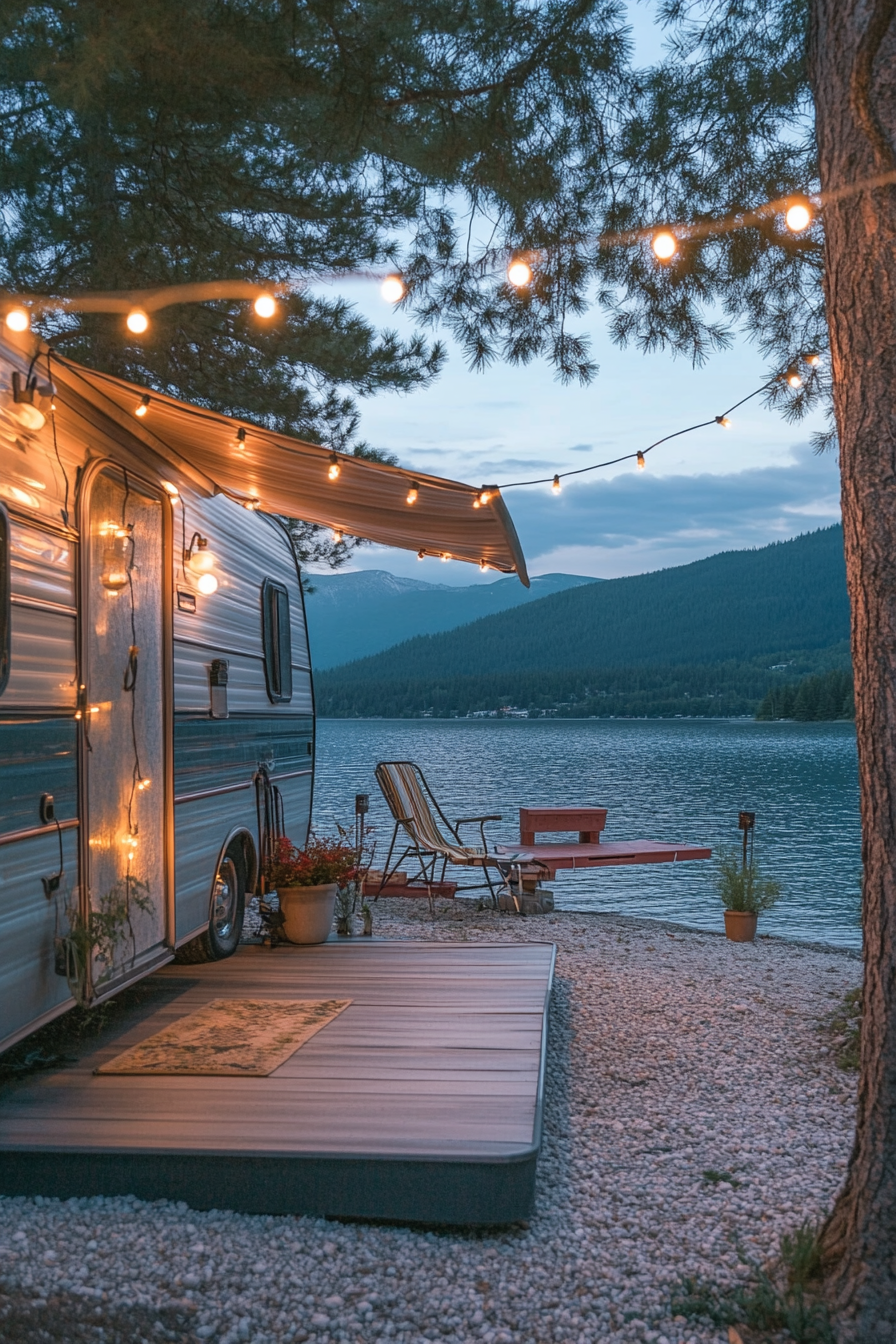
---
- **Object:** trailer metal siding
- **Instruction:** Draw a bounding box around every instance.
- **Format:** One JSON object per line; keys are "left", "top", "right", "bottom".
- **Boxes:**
{"left": 0, "top": 718, "right": 78, "bottom": 834}
{"left": 0, "top": 826, "right": 78, "bottom": 1046}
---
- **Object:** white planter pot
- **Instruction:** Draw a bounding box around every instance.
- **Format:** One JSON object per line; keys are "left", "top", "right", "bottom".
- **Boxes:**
{"left": 277, "top": 883, "right": 338, "bottom": 944}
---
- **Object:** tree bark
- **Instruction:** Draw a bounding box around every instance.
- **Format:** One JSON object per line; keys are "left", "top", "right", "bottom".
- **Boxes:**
{"left": 809, "top": 1, "right": 896, "bottom": 1337}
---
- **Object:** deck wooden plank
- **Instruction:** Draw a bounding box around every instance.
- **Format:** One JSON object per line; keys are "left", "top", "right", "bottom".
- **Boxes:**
{"left": 0, "top": 940, "right": 555, "bottom": 1223}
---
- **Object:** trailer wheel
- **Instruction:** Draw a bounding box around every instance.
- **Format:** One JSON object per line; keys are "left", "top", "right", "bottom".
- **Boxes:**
{"left": 174, "top": 841, "right": 247, "bottom": 964}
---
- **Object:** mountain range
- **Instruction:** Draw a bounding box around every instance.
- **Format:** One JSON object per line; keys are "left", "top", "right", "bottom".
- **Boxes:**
{"left": 315, "top": 526, "right": 852, "bottom": 718}
{"left": 302, "top": 568, "right": 595, "bottom": 668}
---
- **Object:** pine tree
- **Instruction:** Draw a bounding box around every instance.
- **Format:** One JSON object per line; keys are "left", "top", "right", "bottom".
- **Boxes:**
{"left": 0, "top": 0, "right": 632, "bottom": 564}
{"left": 623, "top": 2, "right": 895, "bottom": 1332}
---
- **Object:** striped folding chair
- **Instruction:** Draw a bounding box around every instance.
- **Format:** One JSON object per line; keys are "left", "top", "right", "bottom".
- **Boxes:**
{"left": 374, "top": 760, "right": 515, "bottom": 909}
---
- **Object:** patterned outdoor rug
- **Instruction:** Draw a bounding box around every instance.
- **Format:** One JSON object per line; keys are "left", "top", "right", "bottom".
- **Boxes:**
{"left": 95, "top": 998, "right": 352, "bottom": 1076}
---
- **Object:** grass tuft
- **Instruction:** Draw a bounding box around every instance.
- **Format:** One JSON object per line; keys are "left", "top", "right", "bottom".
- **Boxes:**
{"left": 703, "top": 1168, "right": 741, "bottom": 1187}
{"left": 671, "top": 1223, "right": 832, "bottom": 1343}
{"left": 824, "top": 987, "right": 861, "bottom": 1071}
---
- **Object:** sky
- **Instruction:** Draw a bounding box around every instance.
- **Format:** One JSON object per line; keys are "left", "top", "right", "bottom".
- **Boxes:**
{"left": 305, "top": 4, "right": 838, "bottom": 587}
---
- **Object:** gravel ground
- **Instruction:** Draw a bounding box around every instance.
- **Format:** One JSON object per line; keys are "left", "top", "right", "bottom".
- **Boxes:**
{"left": 0, "top": 902, "right": 860, "bottom": 1344}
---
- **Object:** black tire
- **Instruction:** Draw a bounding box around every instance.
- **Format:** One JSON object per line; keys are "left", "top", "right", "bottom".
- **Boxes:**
{"left": 174, "top": 841, "right": 247, "bottom": 964}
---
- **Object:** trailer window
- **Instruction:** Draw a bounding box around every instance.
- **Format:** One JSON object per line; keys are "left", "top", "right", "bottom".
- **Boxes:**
{"left": 0, "top": 505, "right": 8, "bottom": 696}
{"left": 261, "top": 578, "right": 293, "bottom": 703}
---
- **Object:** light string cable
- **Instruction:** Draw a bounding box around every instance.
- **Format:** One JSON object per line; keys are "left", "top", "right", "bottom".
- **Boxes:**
{"left": 45, "top": 347, "right": 71, "bottom": 527}
{"left": 121, "top": 467, "right": 143, "bottom": 846}
{"left": 493, "top": 380, "right": 781, "bottom": 491}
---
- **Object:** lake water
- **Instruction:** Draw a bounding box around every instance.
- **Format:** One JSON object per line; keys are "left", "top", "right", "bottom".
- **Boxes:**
{"left": 312, "top": 719, "right": 862, "bottom": 950}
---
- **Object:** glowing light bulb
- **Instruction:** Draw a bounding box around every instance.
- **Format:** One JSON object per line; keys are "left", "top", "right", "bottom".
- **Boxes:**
{"left": 332, "top": 529, "right": 343, "bottom": 543}
{"left": 100, "top": 526, "right": 131, "bottom": 591}
{"left": 417, "top": 549, "right": 425, "bottom": 560}
{"left": 126, "top": 308, "right": 149, "bottom": 334}
{"left": 160, "top": 480, "right": 179, "bottom": 498}
{"left": 804, "top": 352, "right": 821, "bottom": 367}
{"left": 507, "top": 260, "right": 532, "bottom": 287}
{"left": 652, "top": 231, "right": 678, "bottom": 261}
{"left": 187, "top": 546, "right": 216, "bottom": 575}
{"left": 381, "top": 274, "right": 405, "bottom": 303}
{"left": 785, "top": 203, "right": 811, "bottom": 232}
{"left": 254, "top": 293, "right": 277, "bottom": 318}
{"left": 551, "top": 474, "right": 561, "bottom": 495}
{"left": 244, "top": 498, "right": 260, "bottom": 510}
{"left": 235, "top": 427, "right": 247, "bottom": 448}
{"left": 328, "top": 452, "right": 341, "bottom": 481}
{"left": 636, "top": 451, "right": 646, "bottom": 471}
{"left": 10, "top": 403, "right": 45, "bottom": 431}
{"left": 5, "top": 306, "right": 29, "bottom": 332}
{"left": 479, "top": 559, "right": 488, "bottom": 572}
{"left": 786, "top": 369, "right": 802, "bottom": 388}
{"left": 135, "top": 394, "right": 150, "bottom": 417}
{"left": 197, "top": 572, "right": 218, "bottom": 595}
{"left": 441, "top": 552, "right": 451, "bottom": 562}
{"left": 406, "top": 482, "right": 419, "bottom": 505}
{"left": 715, "top": 415, "right": 731, "bottom": 428}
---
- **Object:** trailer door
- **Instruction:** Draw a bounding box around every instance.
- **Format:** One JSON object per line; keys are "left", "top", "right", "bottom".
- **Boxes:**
{"left": 82, "top": 466, "right": 169, "bottom": 989}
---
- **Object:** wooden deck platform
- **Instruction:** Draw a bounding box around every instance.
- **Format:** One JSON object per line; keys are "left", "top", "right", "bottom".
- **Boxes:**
{"left": 0, "top": 940, "right": 555, "bottom": 1225}
{"left": 496, "top": 838, "right": 711, "bottom": 874}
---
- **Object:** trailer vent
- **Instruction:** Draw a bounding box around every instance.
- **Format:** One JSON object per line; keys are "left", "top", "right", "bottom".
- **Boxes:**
{"left": 261, "top": 578, "right": 293, "bottom": 704}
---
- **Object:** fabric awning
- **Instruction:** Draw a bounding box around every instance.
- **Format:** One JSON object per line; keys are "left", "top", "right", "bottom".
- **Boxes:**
{"left": 53, "top": 355, "right": 529, "bottom": 585}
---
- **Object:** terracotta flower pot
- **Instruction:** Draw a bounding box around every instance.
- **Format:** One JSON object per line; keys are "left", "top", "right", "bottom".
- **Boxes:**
{"left": 276, "top": 883, "right": 338, "bottom": 944}
{"left": 724, "top": 909, "right": 758, "bottom": 943}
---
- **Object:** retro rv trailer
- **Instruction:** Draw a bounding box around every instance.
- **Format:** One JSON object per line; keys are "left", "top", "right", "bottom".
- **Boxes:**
{"left": 0, "top": 329, "right": 528, "bottom": 1053}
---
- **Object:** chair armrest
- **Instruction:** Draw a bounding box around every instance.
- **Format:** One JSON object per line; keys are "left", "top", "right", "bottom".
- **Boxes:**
{"left": 455, "top": 814, "right": 502, "bottom": 825}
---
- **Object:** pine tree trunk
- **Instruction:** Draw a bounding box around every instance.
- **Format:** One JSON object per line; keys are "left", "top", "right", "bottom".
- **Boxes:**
{"left": 809, "top": 1, "right": 896, "bottom": 1336}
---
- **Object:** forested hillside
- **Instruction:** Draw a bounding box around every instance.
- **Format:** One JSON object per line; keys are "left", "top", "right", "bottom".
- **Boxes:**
{"left": 316, "top": 527, "right": 852, "bottom": 719}
{"left": 756, "top": 669, "right": 854, "bottom": 722}
{"left": 316, "top": 646, "right": 851, "bottom": 719}
{"left": 321, "top": 527, "right": 849, "bottom": 684}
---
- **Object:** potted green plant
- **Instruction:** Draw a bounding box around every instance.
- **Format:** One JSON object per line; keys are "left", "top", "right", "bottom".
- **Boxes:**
{"left": 265, "top": 834, "right": 357, "bottom": 944}
{"left": 715, "top": 848, "right": 781, "bottom": 942}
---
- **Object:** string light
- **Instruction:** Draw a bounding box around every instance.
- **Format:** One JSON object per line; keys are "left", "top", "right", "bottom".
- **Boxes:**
{"left": 381, "top": 274, "right": 405, "bottom": 303}
{"left": 328, "top": 452, "right": 341, "bottom": 481}
{"left": 652, "top": 231, "right": 678, "bottom": 261}
{"left": 235, "top": 427, "right": 247, "bottom": 447}
{"left": 160, "top": 480, "right": 179, "bottom": 498}
{"left": 441, "top": 552, "right": 451, "bottom": 561}
{"left": 135, "top": 394, "right": 150, "bottom": 417}
{"left": 254, "top": 293, "right": 277, "bottom": 318}
{"left": 503, "top": 368, "right": 808, "bottom": 495}
{"left": 507, "top": 259, "right": 532, "bottom": 287}
{"left": 5, "top": 306, "right": 29, "bottom": 332}
{"left": 479, "top": 559, "right": 489, "bottom": 572}
{"left": 417, "top": 549, "right": 425, "bottom": 560}
{"left": 473, "top": 488, "right": 492, "bottom": 509}
{"left": 636, "top": 451, "right": 646, "bottom": 470}
{"left": 804, "top": 352, "right": 821, "bottom": 367}
{"left": 406, "top": 482, "right": 419, "bottom": 505}
{"left": 243, "top": 497, "right": 260, "bottom": 510}
{"left": 332, "top": 529, "right": 343, "bottom": 543}
{"left": 126, "top": 308, "right": 149, "bottom": 334}
{"left": 785, "top": 202, "right": 812, "bottom": 232}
